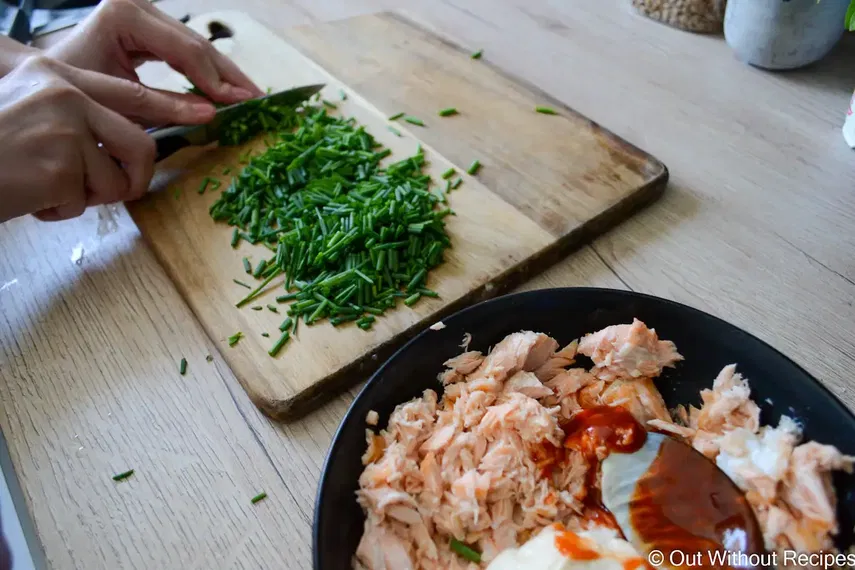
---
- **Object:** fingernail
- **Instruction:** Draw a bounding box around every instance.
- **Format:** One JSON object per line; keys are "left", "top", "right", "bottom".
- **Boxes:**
{"left": 230, "top": 86, "right": 255, "bottom": 100}
{"left": 191, "top": 102, "right": 216, "bottom": 120}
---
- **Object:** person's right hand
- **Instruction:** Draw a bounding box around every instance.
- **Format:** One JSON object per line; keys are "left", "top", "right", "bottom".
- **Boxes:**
{"left": 0, "top": 55, "right": 213, "bottom": 223}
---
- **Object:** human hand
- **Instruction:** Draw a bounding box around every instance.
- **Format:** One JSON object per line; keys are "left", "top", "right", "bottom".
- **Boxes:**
{"left": 0, "top": 55, "right": 191, "bottom": 223}
{"left": 48, "top": 0, "right": 264, "bottom": 106}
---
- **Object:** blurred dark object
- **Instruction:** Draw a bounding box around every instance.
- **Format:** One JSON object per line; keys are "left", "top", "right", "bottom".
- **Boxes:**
{"left": 631, "top": 0, "right": 727, "bottom": 34}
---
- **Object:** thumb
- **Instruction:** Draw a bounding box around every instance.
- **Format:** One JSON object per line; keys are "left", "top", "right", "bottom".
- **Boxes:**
{"left": 61, "top": 63, "right": 216, "bottom": 126}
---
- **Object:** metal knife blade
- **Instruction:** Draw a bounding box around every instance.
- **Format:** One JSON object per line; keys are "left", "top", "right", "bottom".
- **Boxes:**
{"left": 150, "top": 83, "right": 325, "bottom": 162}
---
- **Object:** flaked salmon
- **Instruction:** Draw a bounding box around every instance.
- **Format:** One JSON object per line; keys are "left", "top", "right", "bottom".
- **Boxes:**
{"left": 354, "top": 322, "right": 851, "bottom": 569}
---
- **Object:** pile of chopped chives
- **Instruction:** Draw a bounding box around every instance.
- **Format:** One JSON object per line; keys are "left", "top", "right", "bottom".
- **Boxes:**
{"left": 209, "top": 105, "right": 453, "bottom": 355}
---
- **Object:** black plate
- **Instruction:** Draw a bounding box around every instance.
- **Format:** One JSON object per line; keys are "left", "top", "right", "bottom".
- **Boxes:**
{"left": 314, "top": 288, "right": 855, "bottom": 568}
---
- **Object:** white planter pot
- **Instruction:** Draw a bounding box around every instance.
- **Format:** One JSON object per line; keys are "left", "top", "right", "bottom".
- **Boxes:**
{"left": 724, "top": 0, "right": 850, "bottom": 70}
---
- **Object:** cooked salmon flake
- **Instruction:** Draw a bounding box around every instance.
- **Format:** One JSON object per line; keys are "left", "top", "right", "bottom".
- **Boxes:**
{"left": 354, "top": 321, "right": 852, "bottom": 569}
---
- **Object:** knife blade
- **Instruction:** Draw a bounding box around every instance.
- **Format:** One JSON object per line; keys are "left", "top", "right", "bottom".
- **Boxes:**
{"left": 150, "top": 83, "right": 325, "bottom": 162}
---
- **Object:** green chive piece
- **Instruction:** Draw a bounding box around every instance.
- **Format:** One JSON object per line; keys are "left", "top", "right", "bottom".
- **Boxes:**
{"left": 227, "top": 332, "right": 243, "bottom": 347}
{"left": 198, "top": 177, "right": 211, "bottom": 194}
{"left": 112, "top": 469, "right": 135, "bottom": 482}
{"left": 387, "top": 126, "right": 402, "bottom": 137}
{"left": 179, "top": 358, "right": 187, "bottom": 375}
{"left": 438, "top": 108, "right": 458, "bottom": 117}
{"left": 466, "top": 160, "right": 481, "bottom": 175}
{"left": 451, "top": 178, "right": 463, "bottom": 190}
{"left": 233, "top": 279, "right": 252, "bottom": 289}
{"left": 404, "top": 116, "right": 425, "bottom": 127}
{"left": 251, "top": 306, "right": 263, "bottom": 311}
{"left": 252, "top": 259, "right": 267, "bottom": 278}
{"left": 173, "top": 187, "right": 182, "bottom": 199}
{"left": 279, "top": 317, "right": 293, "bottom": 332}
{"left": 222, "top": 167, "right": 232, "bottom": 175}
{"left": 268, "top": 331, "right": 290, "bottom": 357}
{"left": 441, "top": 167, "right": 455, "bottom": 179}
{"left": 388, "top": 112, "right": 405, "bottom": 121}
{"left": 535, "top": 106, "right": 558, "bottom": 115}
{"left": 261, "top": 332, "right": 270, "bottom": 338}
{"left": 470, "top": 49, "right": 483, "bottom": 60}
{"left": 450, "top": 539, "right": 481, "bottom": 563}
{"left": 235, "top": 270, "right": 282, "bottom": 308}
{"left": 251, "top": 492, "right": 267, "bottom": 504}
{"left": 242, "top": 257, "right": 252, "bottom": 273}
{"left": 404, "top": 292, "right": 421, "bottom": 306}
{"left": 230, "top": 228, "right": 240, "bottom": 248}
{"left": 322, "top": 100, "right": 337, "bottom": 109}
{"left": 267, "top": 304, "right": 278, "bottom": 313}
{"left": 276, "top": 293, "right": 298, "bottom": 303}
{"left": 339, "top": 89, "right": 347, "bottom": 101}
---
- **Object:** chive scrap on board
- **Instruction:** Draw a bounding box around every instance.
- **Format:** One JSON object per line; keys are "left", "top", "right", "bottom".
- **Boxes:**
{"left": 222, "top": 167, "right": 232, "bottom": 175}
{"left": 251, "top": 492, "right": 267, "bottom": 504}
{"left": 438, "top": 107, "right": 458, "bottom": 117}
{"left": 206, "top": 354, "right": 213, "bottom": 362}
{"left": 388, "top": 112, "right": 405, "bottom": 121}
{"left": 242, "top": 257, "right": 252, "bottom": 273}
{"left": 387, "top": 126, "right": 402, "bottom": 137}
{"left": 404, "top": 116, "right": 425, "bottom": 126}
{"left": 233, "top": 279, "right": 252, "bottom": 289}
{"left": 451, "top": 178, "right": 463, "bottom": 190}
{"left": 339, "top": 89, "right": 347, "bottom": 101}
{"left": 227, "top": 332, "right": 243, "bottom": 347}
{"left": 322, "top": 99, "right": 338, "bottom": 109}
{"left": 112, "top": 469, "right": 135, "bottom": 482}
{"left": 470, "top": 49, "right": 483, "bottom": 59}
{"left": 208, "top": 102, "right": 454, "bottom": 354}
{"left": 267, "top": 304, "right": 278, "bottom": 313}
{"left": 268, "top": 331, "right": 290, "bottom": 357}
{"left": 230, "top": 228, "right": 240, "bottom": 248}
{"left": 441, "top": 167, "right": 455, "bottom": 179}
{"left": 535, "top": 106, "right": 558, "bottom": 115}
{"left": 251, "top": 306, "right": 263, "bottom": 311}
{"left": 450, "top": 539, "right": 481, "bottom": 563}
{"left": 179, "top": 358, "right": 187, "bottom": 375}
{"left": 261, "top": 332, "right": 270, "bottom": 338}
{"left": 466, "top": 160, "right": 481, "bottom": 175}
{"left": 198, "top": 177, "right": 212, "bottom": 194}
{"left": 210, "top": 179, "right": 222, "bottom": 191}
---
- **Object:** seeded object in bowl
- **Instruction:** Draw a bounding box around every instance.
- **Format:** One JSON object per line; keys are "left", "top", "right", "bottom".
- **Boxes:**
{"left": 354, "top": 320, "right": 853, "bottom": 569}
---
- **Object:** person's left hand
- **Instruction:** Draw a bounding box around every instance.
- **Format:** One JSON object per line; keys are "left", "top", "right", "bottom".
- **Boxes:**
{"left": 47, "top": 0, "right": 264, "bottom": 106}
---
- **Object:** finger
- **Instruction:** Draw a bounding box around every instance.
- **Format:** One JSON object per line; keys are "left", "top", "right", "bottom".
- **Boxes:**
{"left": 81, "top": 138, "right": 131, "bottom": 206}
{"left": 133, "top": 10, "right": 260, "bottom": 104}
{"left": 33, "top": 198, "right": 86, "bottom": 222}
{"left": 85, "top": 99, "right": 156, "bottom": 200}
{"left": 61, "top": 64, "right": 215, "bottom": 126}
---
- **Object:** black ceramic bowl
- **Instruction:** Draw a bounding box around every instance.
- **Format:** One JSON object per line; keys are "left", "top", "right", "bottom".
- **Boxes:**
{"left": 314, "top": 288, "right": 855, "bottom": 568}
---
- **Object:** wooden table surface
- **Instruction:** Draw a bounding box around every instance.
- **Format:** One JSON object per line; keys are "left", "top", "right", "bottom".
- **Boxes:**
{"left": 2, "top": 0, "right": 855, "bottom": 568}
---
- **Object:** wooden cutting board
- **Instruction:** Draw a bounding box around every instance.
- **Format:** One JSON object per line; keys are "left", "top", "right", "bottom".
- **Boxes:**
{"left": 128, "top": 11, "right": 667, "bottom": 421}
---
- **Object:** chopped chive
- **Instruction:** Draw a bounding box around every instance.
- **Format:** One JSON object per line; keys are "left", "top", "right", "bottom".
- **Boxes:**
{"left": 222, "top": 167, "right": 232, "bottom": 175}
{"left": 112, "top": 469, "right": 134, "bottom": 482}
{"left": 251, "top": 492, "right": 267, "bottom": 504}
{"left": 235, "top": 269, "right": 282, "bottom": 308}
{"left": 252, "top": 259, "right": 267, "bottom": 278}
{"left": 451, "top": 178, "right": 463, "bottom": 190}
{"left": 279, "top": 317, "right": 293, "bottom": 331}
{"left": 233, "top": 279, "right": 252, "bottom": 289}
{"left": 172, "top": 187, "right": 182, "bottom": 199}
{"left": 470, "top": 49, "right": 483, "bottom": 60}
{"left": 230, "top": 228, "right": 240, "bottom": 248}
{"left": 210, "top": 179, "right": 222, "bottom": 191}
{"left": 242, "top": 257, "right": 252, "bottom": 273}
{"left": 205, "top": 354, "right": 213, "bottom": 362}
{"left": 438, "top": 108, "right": 458, "bottom": 117}
{"left": 404, "top": 116, "right": 425, "bottom": 127}
{"left": 268, "top": 331, "right": 290, "bottom": 357}
{"left": 339, "top": 89, "right": 347, "bottom": 101}
{"left": 227, "top": 332, "right": 243, "bottom": 347}
{"left": 387, "top": 126, "right": 402, "bottom": 137}
{"left": 535, "top": 106, "right": 558, "bottom": 115}
{"left": 179, "top": 357, "right": 187, "bottom": 375}
{"left": 388, "top": 112, "right": 405, "bottom": 121}
{"left": 267, "top": 304, "right": 278, "bottom": 313}
{"left": 261, "top": 332, "right": 270, "bottom": 338}
{"left": 404, "top": 292, "right": 421, "bottom": 306}
{"left": 322, "top": 100, "right": 337, "bottom": 109}
{"left": 198, "top": 177, "right": 211, "bottom": 194}
{"left": 450, "top": 539, "right": 481, "bottom": 563}
{"left": 441, "top": 167, "right": 455, "bottom": 179}
{"left": 251, "top": 306, "right": 263, "bottom": 311}
{"left": 276, "top": 293, "right": 298, "bottom": 303}
{"left": 466, "top": 160, "right": 481, "bottom": 175}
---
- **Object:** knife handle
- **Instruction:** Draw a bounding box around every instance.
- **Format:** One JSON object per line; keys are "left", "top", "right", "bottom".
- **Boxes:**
{"left": 152, "top": 132, "right": 191, "bottom": 162}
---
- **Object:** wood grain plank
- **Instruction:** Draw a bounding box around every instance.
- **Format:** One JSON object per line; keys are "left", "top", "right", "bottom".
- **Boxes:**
{"left": 127, "top": 10, "right": 666, "bottom": 420}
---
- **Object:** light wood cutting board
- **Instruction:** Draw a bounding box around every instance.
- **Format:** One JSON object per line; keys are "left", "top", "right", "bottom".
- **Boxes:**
{"left": 128, "top": 11, "right": 667, "bottom": 421}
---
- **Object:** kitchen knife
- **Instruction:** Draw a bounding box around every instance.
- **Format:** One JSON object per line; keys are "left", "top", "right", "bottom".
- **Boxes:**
{"left": 150, "top": 83, "right": 325, "bottom": 162}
